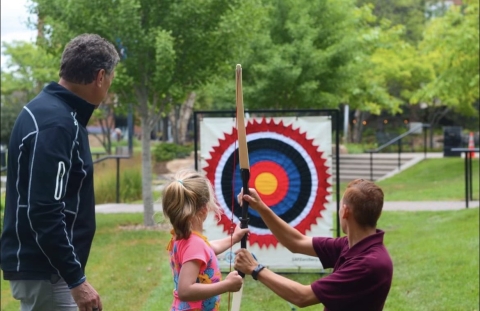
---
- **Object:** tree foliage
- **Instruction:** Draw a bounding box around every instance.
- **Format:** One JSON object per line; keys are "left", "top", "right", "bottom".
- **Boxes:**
{"left": 202, "top": 1, "right": 431, "bottom": 116}
{"left": 1, "top": 41, "right": 58, "bottom": 97}
{"left": 241, "top": 0, "right": 363, "bottom": 109}
{"left": 413, "top": 0, "right": 479, "bottom": 115}
{"left": 1, "top": 94, "right": 25, "bottom": 145}
{"left": 357, "top": 0, "right": 427, "bottom": 43}
{"left": 1, "top": 41, "right": 58, "bottom": 145}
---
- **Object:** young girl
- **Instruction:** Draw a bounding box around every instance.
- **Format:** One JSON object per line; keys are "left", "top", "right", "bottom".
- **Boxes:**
{"left": 163, "top": 169, "right": 248, "bottom": 311}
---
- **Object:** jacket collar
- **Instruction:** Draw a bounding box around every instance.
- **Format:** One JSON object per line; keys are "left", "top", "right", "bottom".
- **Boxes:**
{"left": 43, "top": 82, "right": 96, "bottom": 127}
{"left": 344, "top": 229, "right": 385, "bottom": 258}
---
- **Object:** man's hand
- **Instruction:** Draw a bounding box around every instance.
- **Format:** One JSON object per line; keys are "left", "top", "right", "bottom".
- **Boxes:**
{"left": 224, "top": 270, "right": 244, "bottom": 292}
{"left": 234, "top": 248, "right": 259, "bottom": 276}
{"left": 237, "top": 188, "right": 269, "bottom": 212}
{"left": 70, "top": 281, "right": 102, "bottom": 311}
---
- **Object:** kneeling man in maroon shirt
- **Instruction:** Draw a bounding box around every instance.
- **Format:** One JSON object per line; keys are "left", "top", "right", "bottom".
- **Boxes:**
{"left": 235, "top": 179, "right": 393, "bottom": 311}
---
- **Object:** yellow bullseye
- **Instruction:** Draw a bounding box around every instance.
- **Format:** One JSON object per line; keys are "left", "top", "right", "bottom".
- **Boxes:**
{"left": 254, "top": 172, "right": 278, "bottom": 195}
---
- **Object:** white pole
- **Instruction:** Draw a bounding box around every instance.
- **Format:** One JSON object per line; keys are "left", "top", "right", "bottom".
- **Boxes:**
{"left": 343, "top": 104, "right": 349, "bottom": 143}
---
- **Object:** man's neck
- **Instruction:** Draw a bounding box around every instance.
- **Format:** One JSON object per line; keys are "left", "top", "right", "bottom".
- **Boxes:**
{"left": 58, "top": 79, "right": 97, "bottom": 106}
{"left": 347, "top": 226, "right": 377, "bottom": 248}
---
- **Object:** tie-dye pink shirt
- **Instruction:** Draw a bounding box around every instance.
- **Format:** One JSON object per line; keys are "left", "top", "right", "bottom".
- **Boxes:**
{"left": 169, "top": 232, "right": 222, "bottom": 311}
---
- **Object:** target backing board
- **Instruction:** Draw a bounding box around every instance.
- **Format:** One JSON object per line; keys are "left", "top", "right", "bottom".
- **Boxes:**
{"left": 201, "top": 116, "right": 333, "bottom": 271}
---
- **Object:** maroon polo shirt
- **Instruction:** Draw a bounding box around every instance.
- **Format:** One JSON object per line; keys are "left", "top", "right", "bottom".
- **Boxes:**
{"left": 311, "top": 230, "right": 393, "bottom": 311}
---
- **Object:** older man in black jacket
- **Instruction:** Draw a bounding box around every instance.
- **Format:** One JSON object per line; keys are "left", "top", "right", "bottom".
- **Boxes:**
{"left": 1, "top": 34, "right": 119, "bottom": 311}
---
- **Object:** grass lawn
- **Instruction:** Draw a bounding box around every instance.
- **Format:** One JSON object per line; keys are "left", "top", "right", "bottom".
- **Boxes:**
{"left": 335, "top": 158, "right": 479, "bottom": 202}
{"left": 377, "top": 158, "right": 479, "bottom": 201}
{"left": 2, "top": 209, "right": 478, "bottom": 311}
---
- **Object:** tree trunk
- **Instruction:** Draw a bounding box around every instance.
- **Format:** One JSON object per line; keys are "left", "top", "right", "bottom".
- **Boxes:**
{"left": 352, "top": 110, "right": 370, "bottom": 143}
{"left": 178, "top": 92, "right": 196, "bottom": 145}
{"left": 162, "top": 115, "right": 169, "bottom": 142}
{"left": 140, "top": 116, "right": 155, "bottom": 226}
{"left": 169, "top": 106, "right": 179, "bottom": 144}
{"left": 428, "top": 107, "right": 450, "bottom": 149}
{"left": 409, "top": 103, "right": 421, "bottom": 122}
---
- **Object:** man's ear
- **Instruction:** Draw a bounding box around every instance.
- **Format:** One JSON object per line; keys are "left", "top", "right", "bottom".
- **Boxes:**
{"left": 95, "top": 69, "right": 106, "bottom": 87}
{"left": 342, "top": 204, "right": 350, "bottom": 219}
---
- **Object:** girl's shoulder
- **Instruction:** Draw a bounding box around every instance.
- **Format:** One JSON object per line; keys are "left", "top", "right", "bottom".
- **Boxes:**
{"left": 173, "top": 233, "right": 213, "bottom": 263}
{"left": 176, "top": 232, "right": 210, "bottom": 249}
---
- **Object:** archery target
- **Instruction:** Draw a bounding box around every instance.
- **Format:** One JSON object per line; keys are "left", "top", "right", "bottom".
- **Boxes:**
{"left": 201, "top": 116, "right": 334, "bottom": 270}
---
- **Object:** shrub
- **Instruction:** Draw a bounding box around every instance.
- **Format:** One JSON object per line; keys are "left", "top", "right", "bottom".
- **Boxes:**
{"left": 153, "top": 143, "right": 192, "bottom": 162}
{"left": 120, "top": 169, "right": 142, "bottom": 202}
{"left": 95, "top": 167, "right": 142, "bottom": 204}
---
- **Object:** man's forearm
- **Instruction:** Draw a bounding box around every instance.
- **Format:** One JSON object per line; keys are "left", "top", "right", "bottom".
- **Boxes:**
{"left": 29, "top": 203, "right": 85, "bottom": 286}
{"left": 256, "top": 268, "right": 319, "bottom": 308}
{"left": 257, "top": 206, "right": 307, "bottom": 252}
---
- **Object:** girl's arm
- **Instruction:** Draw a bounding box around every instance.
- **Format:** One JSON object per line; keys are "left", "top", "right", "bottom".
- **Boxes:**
{"left": 209, "top": 226, "right": 249, "bottom": 255}
{"left": 177, "top": 260, "right": 242, "bottom": 301}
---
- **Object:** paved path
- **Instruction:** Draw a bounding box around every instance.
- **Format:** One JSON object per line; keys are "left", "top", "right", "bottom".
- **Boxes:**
{"left": 382, "top": 201, "right": 478, "bottom": 211}
{"left": 95, "top": 201, "right": 479, "bottom": 214}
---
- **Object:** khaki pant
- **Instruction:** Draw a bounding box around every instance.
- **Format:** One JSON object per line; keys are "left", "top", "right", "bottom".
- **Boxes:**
{"left": 10, "top": 276, "right": 77, "bottom": 311}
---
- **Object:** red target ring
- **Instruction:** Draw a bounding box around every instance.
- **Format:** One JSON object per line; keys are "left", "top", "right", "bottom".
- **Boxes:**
{"left": 250, "top": 161, "right": 288, "bottom": 207}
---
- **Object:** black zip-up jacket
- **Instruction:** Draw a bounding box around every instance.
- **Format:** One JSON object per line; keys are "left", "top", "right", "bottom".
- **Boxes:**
{"left": 1, "top": 82, "right": 96, "bottom": 288}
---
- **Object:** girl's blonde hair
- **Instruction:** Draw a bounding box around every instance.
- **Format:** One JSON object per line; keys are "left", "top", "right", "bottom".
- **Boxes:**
{"left": 162, "top": 169, "right": 221, "bottom": 239}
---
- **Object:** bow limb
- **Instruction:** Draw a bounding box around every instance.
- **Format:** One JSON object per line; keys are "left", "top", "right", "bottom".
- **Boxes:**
{"left": 230, "top": 284, "right": 244, "bottom": 311}
{"left": 235, "top": 64, "right": 250, "bottom": 251}
{"left": 231, "top": 64, "right": 250, "bottom": 311}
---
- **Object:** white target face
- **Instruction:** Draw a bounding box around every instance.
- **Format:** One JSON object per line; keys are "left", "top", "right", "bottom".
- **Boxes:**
{"left": 201, "top": 116, "right": 334, "bottom": 270}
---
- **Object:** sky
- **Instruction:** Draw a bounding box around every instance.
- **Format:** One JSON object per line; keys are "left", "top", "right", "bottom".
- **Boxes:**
{"left": 1, "top": 0, "right": 37, "bottom": 68}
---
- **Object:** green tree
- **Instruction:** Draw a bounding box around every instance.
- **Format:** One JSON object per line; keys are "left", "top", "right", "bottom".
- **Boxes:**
{"left": 413, "top": 0, "right": 479, "bottom": 115}
{"left": 1, "top": 94, "right": 25, "bottom": 145}
{"left": 243, "top": 0, "right": 360, "bottom": 109}
{"left": 1, "top": 41, "right": 58, "bottom": 97}
{"left": 31, "top": 0, "right": 268, "bottom": 225}
{"left": 357, "top": 0, "right": 427, "bottom": 43}
{"left": 200, "top": 1, "right": 430, "bottom": 143}
{"left": 341, "top": 6, "right": 435, "bottom": 142}
{"left": 203, "top": 0, "right": 374, "bottom": 110}
{"left": 1, "top": 41, "right": 58, "bottom": 145}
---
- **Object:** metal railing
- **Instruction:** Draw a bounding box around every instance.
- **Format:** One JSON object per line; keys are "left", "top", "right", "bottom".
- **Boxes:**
{"left": 366, "top": 123, "right": 430, "bottom": 181}
{"left": 1, "top": 106, "right": 135, "bottom": 204}
{"left": 93, "top": 147, "right": 132, "bottom": 203}
{"left": 0, "top": 148, "right": 131, "bottom": 205}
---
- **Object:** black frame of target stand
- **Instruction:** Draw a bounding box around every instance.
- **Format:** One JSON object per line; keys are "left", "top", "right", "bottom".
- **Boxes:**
{"left": 192, "top": 109, "right": 341, "bottom": 238}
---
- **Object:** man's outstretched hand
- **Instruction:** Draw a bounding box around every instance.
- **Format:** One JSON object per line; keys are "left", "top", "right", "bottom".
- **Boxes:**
{"left": 234, "top": 248, "right": 259, "bottom": 276}
{"left": 237, "top": 188, "right": 269, "bottom": 212}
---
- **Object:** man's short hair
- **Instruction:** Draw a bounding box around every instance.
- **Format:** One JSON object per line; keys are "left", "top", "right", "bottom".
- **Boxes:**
{"left": 59, "top": 34, "right": 120, "bottom": 84}
{"left": 343, "top": 179, "right": 384, "bottom": 228}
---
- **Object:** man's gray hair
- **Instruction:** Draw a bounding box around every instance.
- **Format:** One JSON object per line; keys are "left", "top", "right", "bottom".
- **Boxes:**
{"left": 59, "top": 34, "right": 120, "bottom": 84}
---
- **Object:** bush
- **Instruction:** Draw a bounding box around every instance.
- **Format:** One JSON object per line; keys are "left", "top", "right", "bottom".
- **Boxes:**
{"left": 153, "top": 143, "right": 192, "bottom": 162}
{"left": 345, "top": 143, "right": 378, "bottom": 154}
{"left": 120, "top": 169, "right": 142, "bottom": 202}
{"left": 95, "top": 168, "right": 142, "bottom": 204}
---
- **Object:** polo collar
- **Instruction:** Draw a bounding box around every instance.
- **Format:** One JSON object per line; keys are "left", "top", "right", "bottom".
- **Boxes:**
{"left": 344, "top": 229, "right": 385, "bottom": 259}
{"left": 43, "top": 82, "right": 96, "bottom": 127}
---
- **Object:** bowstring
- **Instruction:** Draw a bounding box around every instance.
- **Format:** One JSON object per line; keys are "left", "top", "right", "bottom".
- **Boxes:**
{"left": 227, "top": 114, "right": 238, "bottom": 311}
